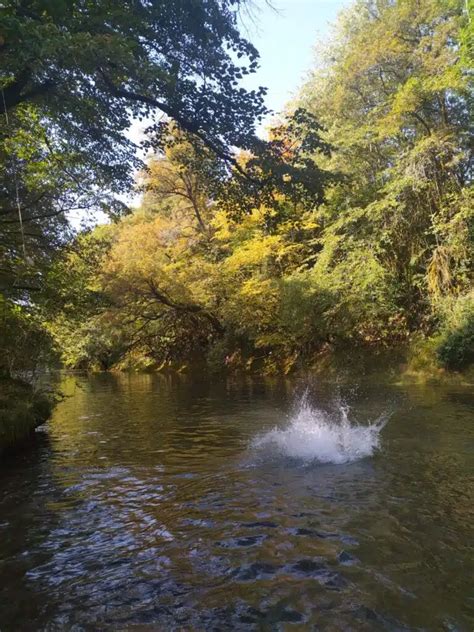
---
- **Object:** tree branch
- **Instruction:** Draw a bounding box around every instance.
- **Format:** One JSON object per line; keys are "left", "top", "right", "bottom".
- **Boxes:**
{"left": 99, "top": 70, "right": 259, "bottom": 184}
{"left": 146, "top": 279, "right": 224, "bottom": 334}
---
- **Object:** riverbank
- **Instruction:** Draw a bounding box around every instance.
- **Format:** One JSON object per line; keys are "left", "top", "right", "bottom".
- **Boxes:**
{"left": 0, "top": 378, "right": 54, "bottom": 454}
{"left": 109, "top": 342, "right": 474, "bottom": 387}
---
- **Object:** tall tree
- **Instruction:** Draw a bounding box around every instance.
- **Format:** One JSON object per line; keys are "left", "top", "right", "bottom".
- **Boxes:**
{"left": 0, "top": 1, "right": 328, "bottom": 295}
{"left": 299, "top": 0, "right": 472, "bottom": 326}
{"left": 0, "top": 0, "right": 272, "bottom": 378}
{"left": 1, "top": 0, "right": 268, "bottom": 173}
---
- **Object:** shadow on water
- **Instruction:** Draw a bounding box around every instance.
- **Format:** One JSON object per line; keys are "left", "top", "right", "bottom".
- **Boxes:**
{"left": 0, "top": 369, "right": 473, "bottom": 630}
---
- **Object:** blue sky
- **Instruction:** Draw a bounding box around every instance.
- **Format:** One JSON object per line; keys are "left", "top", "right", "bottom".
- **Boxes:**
{"left": 241, "top": 0, "right": 349, "bottom": 117}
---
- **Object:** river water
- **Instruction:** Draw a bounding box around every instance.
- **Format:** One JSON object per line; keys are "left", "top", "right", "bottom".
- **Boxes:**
{"left": 0, "top": 372, "right": 473, "bottom": 630}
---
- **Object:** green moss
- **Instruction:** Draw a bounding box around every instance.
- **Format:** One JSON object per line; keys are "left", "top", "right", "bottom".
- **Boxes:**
{"left": 0, "top": 379, "right": 53, "bottom": 452}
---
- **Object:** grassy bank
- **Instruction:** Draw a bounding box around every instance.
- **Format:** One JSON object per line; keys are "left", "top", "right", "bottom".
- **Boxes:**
{"left": 0, "top": 378, "right": 54, "bottom": 453}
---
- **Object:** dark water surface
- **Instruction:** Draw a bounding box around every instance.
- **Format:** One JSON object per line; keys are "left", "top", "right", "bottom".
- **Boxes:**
{"left": 0, "top": 373, "right": 473, "bottom": 630}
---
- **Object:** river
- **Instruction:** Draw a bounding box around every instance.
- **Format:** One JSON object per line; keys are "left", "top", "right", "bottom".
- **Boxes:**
{"left": 0, "top": 372, "right": 473, "bottom": 630}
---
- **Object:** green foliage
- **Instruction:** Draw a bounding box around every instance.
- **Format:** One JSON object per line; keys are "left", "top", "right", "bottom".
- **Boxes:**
{"left": 3, "top": 0, "right": 472, "bottom": 381}
{"left": 53, "top": 0, "right": 472, "bottom": 374}
{"left": 436, "top": 293, "right": 474, "bottom": 370}
{"left": 1, "top": 0, "right": 327, "bottom": 217}
{"left": 218, "top": 109, "right": 333, "bottom": 222}
{"left": 0, "top": 0, "right": 286, "bottom": 305}
{"left": 0, "top": 0, "right": 328, "bottom": 375}
{"left": 282, "top": 243, "right": 405, "bottom": 346}
{"left": 0, "top": 377, "right": 53, "bottom": 451}
{"left": 1, "top": 0, "right": 267, "bottom": 177}
{"left": 460, "top": 0, "right": 474, "bottom": 66}
{"left": 438, "top": 318, "right": 474, "bottom": 370}
{"left": 0, "top": 295, "right": 56, "bottom": 378}
{"left": 298, "top": 0, "right": 472, "bottom": 335}
{"left": 44, "top": 225, "right": 128, "bottom": 369}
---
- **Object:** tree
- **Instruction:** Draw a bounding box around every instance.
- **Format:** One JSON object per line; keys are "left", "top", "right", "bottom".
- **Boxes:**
{"left": 0, "top": 0, "right": 288, "bottom": 379}
{"left": 0, "top": 0, "right": 328, "bottom": 298}
{"left": 0, "top": 0, "right": 270, "bottom": 187}
{"left": 140, "top": 127, "right": 219, "bottom": 235}
{"left": 298, "top": 0, "right": 472, "bottom": 333}
{"left": 12, "top": 0, "right": 472, "bottom": 377}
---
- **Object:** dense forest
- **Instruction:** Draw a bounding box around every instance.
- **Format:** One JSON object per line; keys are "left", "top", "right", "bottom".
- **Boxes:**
{"left": 1, "top": 0, "right": 473, "bottom": 444}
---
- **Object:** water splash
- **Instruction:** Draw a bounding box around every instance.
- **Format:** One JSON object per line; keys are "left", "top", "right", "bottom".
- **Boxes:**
{"left": 252, "top": 394, "right": 390, "bottom": 465}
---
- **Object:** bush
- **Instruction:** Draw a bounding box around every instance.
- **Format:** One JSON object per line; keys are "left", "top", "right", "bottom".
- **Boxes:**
{"left": 437, "top": 315, "right": 474, "bottom": 370}
{"left": 435, "top": 292, "right": 474, "bottom": 371}
{"left": 0, "top": 378, "right": 54, "bottom": 451}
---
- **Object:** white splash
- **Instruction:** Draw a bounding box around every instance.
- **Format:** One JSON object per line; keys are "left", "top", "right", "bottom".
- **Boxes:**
{"left": 252, "top": 395, "right": 390, "bottom": 465}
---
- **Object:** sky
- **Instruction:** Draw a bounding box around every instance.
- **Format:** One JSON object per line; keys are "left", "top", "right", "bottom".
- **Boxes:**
{"left": 240, "top": 0, "right": 349, "bottom": 118}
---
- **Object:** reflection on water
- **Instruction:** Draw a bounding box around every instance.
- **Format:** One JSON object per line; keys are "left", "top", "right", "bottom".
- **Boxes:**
{"left": 0, "top": 372, "right": 473, "bottom": 630}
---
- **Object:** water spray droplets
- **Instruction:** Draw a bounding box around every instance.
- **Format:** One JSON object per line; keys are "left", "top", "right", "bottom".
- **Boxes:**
{"left": 252, "top": 394, "right": 390, "bottom": 465}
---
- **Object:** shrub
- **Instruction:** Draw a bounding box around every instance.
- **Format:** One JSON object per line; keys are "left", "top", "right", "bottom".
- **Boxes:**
{"left": 437, "top": 315, "right": 474, "bottom": 370}
{"left": 436, "top": 293, "right": 474, "bottom": 370}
